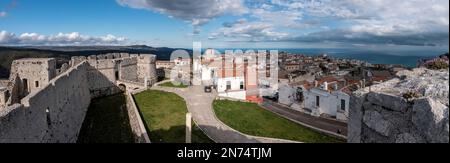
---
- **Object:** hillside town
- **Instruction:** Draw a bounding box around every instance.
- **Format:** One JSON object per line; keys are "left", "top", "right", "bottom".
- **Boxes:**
{"left": 155, "top": 49, "right": 422, "bottom": 123}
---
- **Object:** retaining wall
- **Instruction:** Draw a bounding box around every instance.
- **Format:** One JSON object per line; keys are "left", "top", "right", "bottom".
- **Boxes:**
{"left": 126, "top": 89, "right": 151, "bottom": 143}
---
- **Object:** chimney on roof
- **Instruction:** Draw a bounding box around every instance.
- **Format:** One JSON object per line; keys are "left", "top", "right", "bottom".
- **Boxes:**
{"left": 314, "top": 80, "right": 319, "bottom": 87}
{"left": 323, "top": 82, "right": 328, "bottom": 90}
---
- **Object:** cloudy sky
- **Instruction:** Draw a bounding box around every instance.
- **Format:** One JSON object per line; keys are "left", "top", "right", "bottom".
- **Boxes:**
{"left": 0, "top": 0, "right": 448, "bottom": 51}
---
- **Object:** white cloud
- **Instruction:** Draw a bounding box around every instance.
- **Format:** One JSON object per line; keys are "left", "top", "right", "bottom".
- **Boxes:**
{"left": 209, "top": 0, "right": 449, "bottom": 46}
{"left": 210, "top": 20, "right": 289, "bottom": 42}
{"left": 19, "top": 33, "right": 47, "bottom": 43}
{"left": 116, "top": 0, "right": 248, "bottom": 28}
{"left": 0, "top": 11, "right": 7, "bottom": 17}
{"left": 0, "top": 30, "right": 17, "bottom": 43}
{"left": 251, "top": 8, "right": 305, "bottom": 28}
{"left": 266, "top": 0, "right": 449, "bottom": 35}
{"left": 0, "top": 30, "right": 128, "bottom": 45}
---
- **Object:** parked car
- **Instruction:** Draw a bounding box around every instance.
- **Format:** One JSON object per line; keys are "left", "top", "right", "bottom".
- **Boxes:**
{"left": 204, "top": 86, "right": 212, "bottom": 93}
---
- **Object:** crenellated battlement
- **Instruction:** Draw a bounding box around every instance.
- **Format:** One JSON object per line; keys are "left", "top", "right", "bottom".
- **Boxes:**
{"left": 70, "top": 53, "right": 156, "bottom": 67}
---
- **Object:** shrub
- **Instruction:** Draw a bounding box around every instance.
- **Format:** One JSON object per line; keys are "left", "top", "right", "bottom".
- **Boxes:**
{"left": 427, "top": 60, "right": 449, "bottom": 70}
{"left": 403, "top": 91, "right": 422, "bottom": 100}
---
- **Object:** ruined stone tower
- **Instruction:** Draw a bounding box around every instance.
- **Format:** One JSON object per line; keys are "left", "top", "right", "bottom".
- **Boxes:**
{"left": 9, "top": 58, "right": 57, "bottom": 98}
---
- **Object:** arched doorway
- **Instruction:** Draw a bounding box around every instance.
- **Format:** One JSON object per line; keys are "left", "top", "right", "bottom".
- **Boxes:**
{"left": 118, "top": 84, "right": 127, "bottom": 93}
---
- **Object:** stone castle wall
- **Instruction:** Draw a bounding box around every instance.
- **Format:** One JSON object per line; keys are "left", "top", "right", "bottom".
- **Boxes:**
{"left": 120, "top": 57, "right": 139, "bottom": 82}
{"left": 85, "top": 57, "right": 122, "bottom": 98}
{"left": 0, "top": 88, "right": 7, "bottom": 108}
{"left": 9, "top": 58, "right": 57, "bottom": 101}
{"left": 137, "top": 54, "right": 157, "bottom": 84}
{"left": 9, "top": 58, "right": 57, "bottom": 87}
{"left": 1, "top": 53, "right": 157, "bottom": 143}
{"left": 0, "top": 61, "right": 91, "bottom": 143}
{"left": 72, "top": 53, "right": 157, "bottom": 98}
{"left": 349, "top": 68, "right": 449, "bottom": 143}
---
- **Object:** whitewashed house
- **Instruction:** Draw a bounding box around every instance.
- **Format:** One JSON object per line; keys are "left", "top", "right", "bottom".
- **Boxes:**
{"left": 305, "top": 81, "right": 350, "bottom": 121}
{"left": 278, "top": 83, "right": 305, "bottom": 111}
{"left": 217, "top": 76, "right": 247, "bottom": 100}
{"left": 278, "top": 79, "right": 350, "bottom": 122}
{"left": 195, "top": 49, "right": 278, "bottom": 103}
{"left": 215, "top": 54, "right": 248, "bottom": 100}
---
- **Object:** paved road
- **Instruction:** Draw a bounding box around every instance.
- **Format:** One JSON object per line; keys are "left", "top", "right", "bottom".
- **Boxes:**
{"left": 151, "top": 85, "right": 299, "bottom": 143}
{"left": 261, "top": 100, "right": 348, "bottom": 138}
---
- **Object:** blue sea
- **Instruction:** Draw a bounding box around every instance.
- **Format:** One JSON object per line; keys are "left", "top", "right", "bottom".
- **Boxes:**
{"left": 207, "top": 48, "right": 448, "bottom": 68}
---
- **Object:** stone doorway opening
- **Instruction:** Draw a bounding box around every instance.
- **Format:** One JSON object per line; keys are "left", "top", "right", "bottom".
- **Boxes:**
{"left": 118, "top": 84, "right": 126, "bottom": 93}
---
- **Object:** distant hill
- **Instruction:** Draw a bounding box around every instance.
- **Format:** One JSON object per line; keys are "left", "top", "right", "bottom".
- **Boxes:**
{"left": 20, "top": 45, "right": 160, "bottom": 52}
{"left": 0, "top": 46, "right": 190, "bottom": 79}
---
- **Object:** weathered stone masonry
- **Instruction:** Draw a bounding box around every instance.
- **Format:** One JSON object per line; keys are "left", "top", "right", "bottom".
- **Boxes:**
{"left": 349, "top": 68, "right": 449, "bottom": 143}
{"left": 0, "top": 53, "right": 157, "bottom": 143}
{"left": 125, "top": 89, "right": 151, "bottom": 143}
{"left": 72, "top": 53, "right": 157, "bottom": 98}
{"left": 0, "top": 61, "right": 91, "bottom": 143}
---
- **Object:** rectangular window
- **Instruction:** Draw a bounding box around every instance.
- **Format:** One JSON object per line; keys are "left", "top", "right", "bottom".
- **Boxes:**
{"left": 316, "top": 96, "right": 320, "bottom": 107}
{"left": 226, "top": 81, "right": 231, "bottom": 90}
{"left": 341, "top": 99, "right": 346, "bottom": 111}
{"left": 23, "top": 79, "right": 28, "bottom": 92}
{"left": 115, "top": 71, "right": 119, "bottom": 80}
{"left": 240, "top": 81, "right": 244, "bottom": 90}
{"left": 35, "top": 81, "right": 39, "bottom": 88}
{"left": 46, "top": 108, "right": 52, "bottom": 127}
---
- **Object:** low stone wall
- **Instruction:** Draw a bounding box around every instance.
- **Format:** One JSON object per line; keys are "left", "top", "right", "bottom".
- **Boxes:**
{"left": 349, "top": 68, "right": 449, "bottom": 143}
{"left": 216, "top": 96, "right": 247, "bottom": 103}
{"left": 218, "top": 91, "right": 246, "bottom": 101}
{"left": 125, "top": 90, "right": 151, "bottom": 143}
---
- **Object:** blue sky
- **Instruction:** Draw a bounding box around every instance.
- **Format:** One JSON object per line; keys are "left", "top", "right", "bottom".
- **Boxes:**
{"left": 0, "top": 0, "right": 449, "bottom": 51}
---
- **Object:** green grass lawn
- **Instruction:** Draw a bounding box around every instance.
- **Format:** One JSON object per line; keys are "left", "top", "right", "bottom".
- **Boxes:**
{"left": 159, "top": 81, "right": 189, "bottom": 88}
{"left": 77, "top": 94, "right": 135, "bottom": 143}
{"left": 213, "top": 100, "right": 345, "bottom": 143}
{"left": 134, "top": 90, "right": 213, "bottom": 143}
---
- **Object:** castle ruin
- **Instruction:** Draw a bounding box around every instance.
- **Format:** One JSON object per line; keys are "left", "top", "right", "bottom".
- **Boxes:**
{"left": 0, "top": 53, "right": 157, "bottom": 143}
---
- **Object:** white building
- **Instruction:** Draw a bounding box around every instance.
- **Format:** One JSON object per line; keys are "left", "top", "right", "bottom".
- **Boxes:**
{"left": 278, "top": 80, "right": 350, "bottom": 122}
{"left": 217, "top": 77, "right": 246, "bottom": 100}
{"left": 174, "top": 57, "right": 190, "bottom": 66}
{"left": 278, "top": 83, "right": 305, "bottom": 111}
{"left": 303, "top": 87, "right": 349, "bottom": 121}
{"left": 156, "top": 60, "right": 175, "bottom": 69}
{"left": 195, "top": 49, "right": 278, "bottom": 103}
